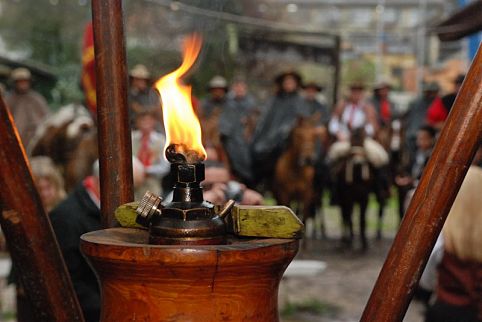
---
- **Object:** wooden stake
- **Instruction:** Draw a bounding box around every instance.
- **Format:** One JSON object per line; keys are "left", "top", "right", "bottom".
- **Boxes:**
{"left": 361, "top": 45, "right": 482, "bottom": 321}
{"left": 0, "top": 95, "right": 84, "bottom": 322}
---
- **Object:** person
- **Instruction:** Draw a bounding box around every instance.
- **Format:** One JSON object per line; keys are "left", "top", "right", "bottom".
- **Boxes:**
{"left": 49, "top": 160, "right": 144, "bottom": 322}
{"left": 328, "top": 82, "right": 378, "bottom": 141}
{"left": 424, "top": 145, "right": 482, "bottom": 322}
{"left": 303, "top": 81, "right": 330, "bottom": 125}
{"left": 131, "top": 110, "right": 170, "bottom": 200}
{"left": 10, "top": 156, "right": 67, "bottom": 322}
{"left": 219, "top": 77, "right": 258, "bottom": 185}
{"left": 198, "top": 76, "right": 229, "bottom": 147}
{"left": 395, "top": 125, "right": 436, "bottom": 219}
{"left": 5, "top": 68, "right": 50, "bottom": 148}
{"left": 441, "top": 74, "right": 464, "bottom": 113}
{"left": 128, "top": 64, "right": 161, "bottom": 129}
{"left": 203, "top": 146, "right": 263, "bottom": 205}
{"left": 30, "top": 156, "right": 66, "bottom": 212}
{"left": 49, "top": 161, "right": 102, "bottom": 322}
{"left": 251, "top": 70, "right": 310, "bottom": 182}
{"left": 371, "top": 80, "right": 396, "bottom": 128}
{"left": 200, "top": 76, "right": 229, "bottom": 119}
{"left": 403, "top": 82, "right": 439, "bottom": 157}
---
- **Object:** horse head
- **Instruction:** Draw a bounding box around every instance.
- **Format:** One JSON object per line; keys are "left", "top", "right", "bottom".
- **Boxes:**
{"left": 290, "top": 116, "right": 326, "bottom": 167}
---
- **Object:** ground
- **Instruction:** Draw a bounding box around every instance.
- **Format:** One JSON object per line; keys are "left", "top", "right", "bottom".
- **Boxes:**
{"left": 279, "top": 195, "right": 426, "bottom": 322}
{"left": 0, "top": 195, "right": 427, "bottom": 321}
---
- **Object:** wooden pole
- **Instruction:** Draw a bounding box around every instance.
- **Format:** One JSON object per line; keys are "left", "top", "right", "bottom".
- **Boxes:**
{"left": 0, "top": 95, "right": 84, "bottom": 322}
{"left": 92, "top": 0, "right": 134, "bottom": 227}
{"left": 361, "top": 45, "right": 482, "bottom": 321}
{"left": 332, "top": 35, "right": 341, "bottom": 106}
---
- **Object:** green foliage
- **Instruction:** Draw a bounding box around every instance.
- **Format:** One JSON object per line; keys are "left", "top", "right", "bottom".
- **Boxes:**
{"left": 342, "top": 57, "right": 376, "bottom": 88}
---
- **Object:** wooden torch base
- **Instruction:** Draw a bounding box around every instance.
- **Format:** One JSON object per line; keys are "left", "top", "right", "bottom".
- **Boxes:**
{"left": 80, "top": 228, "right": 299, "bottom": 322}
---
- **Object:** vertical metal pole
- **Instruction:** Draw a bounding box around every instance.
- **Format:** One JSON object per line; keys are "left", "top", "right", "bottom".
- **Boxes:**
{"left": 361, "top": 45, "right": 482, "bottom": 322}
{"left": 92, "top": 0, "right": 134, "bottom": 227}
{"left": 0, "top": 95, "right": 84, "bottom": 322}
{"left": 375, "top": 0, "right": 386, "bottom": 81}
{"left": 332, "top": 35, "right": 341, "bottom": 106}
{"left": 416, "top": 0, "right": 428, "bottom": 91}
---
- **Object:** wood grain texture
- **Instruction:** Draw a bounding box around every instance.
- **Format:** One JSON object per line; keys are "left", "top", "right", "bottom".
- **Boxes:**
{"left": 81, "top": 228, "right": 298, "bottom": 322}
{"left": 361, "top": 45, "right": 482, "bottom": 322}
{"left": 0, "top": 94, "right": 84, "bottom": 321}
{"left": 92, "top": 0, "right": 134, "bottom": 228}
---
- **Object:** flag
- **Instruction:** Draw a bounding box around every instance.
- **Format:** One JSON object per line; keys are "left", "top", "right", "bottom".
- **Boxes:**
{"left": 81, "top": 22, "right": 96, "bottom": 116}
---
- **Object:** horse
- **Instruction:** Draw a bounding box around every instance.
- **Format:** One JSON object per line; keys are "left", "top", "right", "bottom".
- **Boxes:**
{"left": 28, "top": 104, "right": 98, "bottom": 191}
{"left": 329, "top": 128, "right": 378, "bottom": 250}
{"left": 272, "top": 116, "right": 327, "bottom": 236}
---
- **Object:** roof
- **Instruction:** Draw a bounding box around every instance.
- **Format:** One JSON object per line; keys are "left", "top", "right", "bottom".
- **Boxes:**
{"left": 433, "top": 0, "right": 482, "bottom": 41}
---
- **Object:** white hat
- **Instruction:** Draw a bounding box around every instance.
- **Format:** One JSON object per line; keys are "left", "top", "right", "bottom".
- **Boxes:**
{"left": 129, "top": 64, "right": 150, "bottom": 79}
{"left": 11, "top": 67, "right": 31, "bottom": 81}
{"left": 208, "top": 76, "right": 228, "bottom": 89}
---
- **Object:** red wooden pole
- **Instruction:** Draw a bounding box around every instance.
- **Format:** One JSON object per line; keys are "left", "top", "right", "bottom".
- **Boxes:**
{"left": 92, "top": 0, "right": 134, "bottom": 227}
{"left": 361, "top": 45, "right": 482, "bottom": 321}
{"left": 0, "top": 95, "right": 84, "bottom": 322}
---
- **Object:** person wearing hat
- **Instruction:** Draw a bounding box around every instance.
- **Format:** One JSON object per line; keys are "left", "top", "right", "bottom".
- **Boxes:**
{"left": 218, "top": 77, "right": 258, "bottom": 185}
{"left": 128, "top": 64, "right": 161, "bottom": 129}
{"left": 403, "top": 81, "right": 441, "bottom": 159}
{"left": 251, "top": 70, "right": 311, "bottom": 183}
{"left": 441, "top": 74, "right": 465, "bottom": 113}
{"left": 200, "top": 75, "right": 229, "bottom": 119}
{"left": 372, "top": 80, "right": 396, "bottom": 127}
{"left": 6, "top": 67, "right": 50, "bottom": 148}
{"left": 303, "top": 81, "right": 329, "bottom": 125}
{"left": 329, "top": 82, "right": 378, "bottom": 141}
{"left": 198, "top": 76, "right": 229, "bottom": 147}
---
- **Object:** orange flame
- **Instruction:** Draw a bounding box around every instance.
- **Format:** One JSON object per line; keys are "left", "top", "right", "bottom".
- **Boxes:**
{"left": 154, "top": 34, "right": 206, "bottom": 161}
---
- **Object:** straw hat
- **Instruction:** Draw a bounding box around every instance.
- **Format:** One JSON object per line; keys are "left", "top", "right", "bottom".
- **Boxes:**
{"left": 208, "top": 76, "right": 228, "bottom": 90}
{"left": 11, "top": 67, "right": 32, "bottom": 81}
{"left": 129, "top": 64, "right": 151, "bottom": 80}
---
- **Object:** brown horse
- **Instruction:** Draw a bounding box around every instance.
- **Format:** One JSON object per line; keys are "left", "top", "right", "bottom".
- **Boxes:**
{"left": 29, "top": 104, "right": 98, "bottom": 191}
{"left": 273, "top": 117, "right": 327, "bottom": 232}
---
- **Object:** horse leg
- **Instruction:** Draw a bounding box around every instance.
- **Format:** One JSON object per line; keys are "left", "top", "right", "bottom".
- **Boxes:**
{"left": 359, "top": 195, "right": 369, "bottom": 251}
{"left": 341, "top": 199, "right": 354, "bottom": 247}
{"left": 376, "top": 197, "right": 385, "bottom": 240}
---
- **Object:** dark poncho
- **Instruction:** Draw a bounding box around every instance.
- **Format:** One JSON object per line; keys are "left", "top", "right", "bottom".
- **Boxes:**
{"left": 251, "top": 91, "right": 310, "bottom": 171}
{"left": 219, "top": 95, "right": 257, "bottom": 184}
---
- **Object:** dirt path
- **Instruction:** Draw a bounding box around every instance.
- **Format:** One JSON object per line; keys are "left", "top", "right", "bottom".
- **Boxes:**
{"left": 279, "top": 203, "right": 427, "bottom": 322}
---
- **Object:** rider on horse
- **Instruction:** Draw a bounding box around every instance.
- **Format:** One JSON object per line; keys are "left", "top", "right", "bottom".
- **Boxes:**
{"left": 251, "top": 71, "right": 311, "bottom": 183}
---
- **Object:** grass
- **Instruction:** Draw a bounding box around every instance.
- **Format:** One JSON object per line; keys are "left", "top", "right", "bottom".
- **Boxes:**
{"left": 281, "top": 298, "right": 340, "bottom": 318}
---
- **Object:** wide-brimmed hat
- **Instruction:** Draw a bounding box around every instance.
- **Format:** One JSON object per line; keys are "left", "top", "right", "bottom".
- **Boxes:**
{"left": 349, "top": 81, "right": 366, "bottom": 90}
{"left": 373, "top": 80, "right": 392, "bottom": 90}
{"left": 302, "top": 81, "right": 323, "bottom": 92}
{"left": 129, "top": 64, "right": 151, "bottom": 80}
{"left": 275, "top": 70, "right": 302, "bottom": 85}
{"left": 208, "top": 75, "right": 228, "bottom": 90}
{"left": 11, "top": 67, "right": 31, "bottom": 81}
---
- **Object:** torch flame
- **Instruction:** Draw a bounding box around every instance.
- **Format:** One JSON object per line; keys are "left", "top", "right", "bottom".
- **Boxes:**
{"left": 154, "top": 34, "right": 206, "bottom": 162}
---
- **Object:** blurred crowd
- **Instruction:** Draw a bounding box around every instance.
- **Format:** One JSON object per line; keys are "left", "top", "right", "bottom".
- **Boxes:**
{"left": 1, "top": 63, "right": 481, "bottom": 322}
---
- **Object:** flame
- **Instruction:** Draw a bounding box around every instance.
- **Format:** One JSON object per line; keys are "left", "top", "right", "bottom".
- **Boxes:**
{"left": 154, "top": 34, "right": 206, "bottom": 161}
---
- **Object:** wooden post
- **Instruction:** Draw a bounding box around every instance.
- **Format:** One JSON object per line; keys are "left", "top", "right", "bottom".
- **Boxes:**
{"left": 92, "top": 0, "right": 134, "bottom": 227}
{"left": 361, "top": 45, "right": 482, "bottom": 321}
{"left": 0, "top": 95, "right": 84, "bottom": 322}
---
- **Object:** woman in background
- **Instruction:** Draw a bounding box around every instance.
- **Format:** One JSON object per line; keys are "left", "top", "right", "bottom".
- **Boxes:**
{"left": 29, "top": 156, "right": 66, "bottom": 212}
